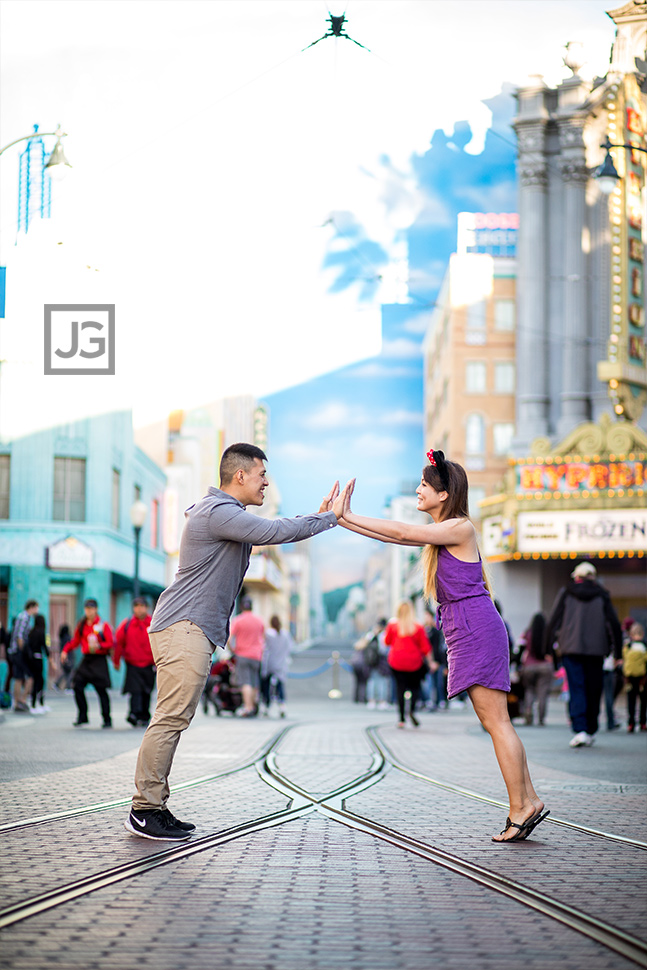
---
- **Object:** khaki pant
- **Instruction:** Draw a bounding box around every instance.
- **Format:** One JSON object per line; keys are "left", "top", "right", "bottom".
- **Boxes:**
{"left": 132, "top": 620, "right": 212, "bottom": 812}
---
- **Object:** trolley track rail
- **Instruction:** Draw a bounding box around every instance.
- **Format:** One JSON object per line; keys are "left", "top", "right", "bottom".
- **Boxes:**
{"left": 2, "top": 722, "right": 647, "bottom": 967}
{"left": 368, "top": 727, "right": 647, "bottom": 851}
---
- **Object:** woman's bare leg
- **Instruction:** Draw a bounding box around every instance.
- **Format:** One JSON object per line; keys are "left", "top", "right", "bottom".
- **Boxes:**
{"left": 468, "top": 685, "right": 543, "bottom": 841}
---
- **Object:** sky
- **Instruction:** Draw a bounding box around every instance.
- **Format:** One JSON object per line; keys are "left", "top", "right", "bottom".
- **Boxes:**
{"left": 0, "top": 0, "right": 619, "bottom": 587}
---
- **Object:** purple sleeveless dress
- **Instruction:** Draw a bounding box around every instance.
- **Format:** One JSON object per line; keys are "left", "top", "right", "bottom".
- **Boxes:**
{"left": 436, "top": 547, "right": 511, "bottom": 699}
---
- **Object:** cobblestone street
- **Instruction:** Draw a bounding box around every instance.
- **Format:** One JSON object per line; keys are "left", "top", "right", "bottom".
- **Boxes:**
{"left": 1, "top": 652, "right": 646, "bottom": 970}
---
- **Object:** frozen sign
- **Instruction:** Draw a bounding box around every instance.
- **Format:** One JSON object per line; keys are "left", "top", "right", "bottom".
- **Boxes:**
{"left": 517, "top": 510, "right": 647, "bottom": 553}
{"left": 457, "top": 213, "right": 518, "bottom": 257}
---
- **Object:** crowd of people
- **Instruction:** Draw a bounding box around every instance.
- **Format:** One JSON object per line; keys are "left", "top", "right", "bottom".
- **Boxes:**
{"left": 0, "top": 443, "right": 644, "bottom": 845}
{"left": 350, "top": 561, "right": 645, "bottom": 746}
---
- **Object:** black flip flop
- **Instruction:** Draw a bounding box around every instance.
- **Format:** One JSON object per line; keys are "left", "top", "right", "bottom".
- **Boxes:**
{"left": 492, "top": 815, "right": 535, "bottom": 843}
{"left": 518, "top": 809, "right": 550, "bottom": 840}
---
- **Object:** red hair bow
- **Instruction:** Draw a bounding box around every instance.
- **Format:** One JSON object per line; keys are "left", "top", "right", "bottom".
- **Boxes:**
{"left": 426, "top": 450, "right": 437, "bottom": 466}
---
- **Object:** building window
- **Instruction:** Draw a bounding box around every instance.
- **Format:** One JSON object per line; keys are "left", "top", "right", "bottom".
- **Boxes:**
{"left": 151, "top": 498, "right": 159, "bottom": 548}
{"left": 494, "top": 362, "right": 515, "bottom": 394}
{"left": 468, "top": 486, "right": 486, "bottom": 520}
{"left": 0, "top": 455, "right": 9, "bottom": 519}
{"left": 465, "top": 361, "right": 487, "bottom": 393}
{"left": 53, "top": 457, "right": 86, "bottom": 521}
{"left": 493, "top": 422, "right": 515, "bottom": 455}
{"left": 466, "top": 301, "right": 486, "bottom": 345}
{"left": 494, "top": 299, "right": 515, "bottom": 331}
{"left": 112, "top": 468, "right": 120, "bottom": 529}
{"left": 134, "top": 484, "right": 142, "bottom": 503}
{"left": 465, "top": 413, "right": 485, "bottom": 455}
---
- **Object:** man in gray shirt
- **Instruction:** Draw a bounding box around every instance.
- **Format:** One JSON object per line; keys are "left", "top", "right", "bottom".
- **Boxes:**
{"left": 125, "top": 442, "right": 347, "bottom": 841}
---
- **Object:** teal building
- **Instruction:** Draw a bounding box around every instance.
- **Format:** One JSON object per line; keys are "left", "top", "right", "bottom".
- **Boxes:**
{"left": 0, "top": 410, "right": 167, "bottom": 649}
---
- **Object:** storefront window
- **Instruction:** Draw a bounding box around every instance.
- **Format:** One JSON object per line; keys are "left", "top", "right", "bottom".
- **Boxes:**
{"left": 466, "top": 361, "right": 487, "bottom": 392}
{"left": 53, "top": 457, "right": 86, "bottom": 521}
{"left": 494, "top": 299, "right": 515, "bottom": 331}
{"left": 466, "top": 301, "right": 486, "bottom": 344}
{"left": 466, "top": 413, "right": 485, "bottom": 455}
{"left": 493, "top": 422, "right": 515, "bottom": 455}
{"left": 112, "top": 468, "right": 121, "bottom": 529}
{"left": 468, "top": 486, "right": 487, "bottom": 520}
{"left": 495, "top": 362, "right": 515, "bottom": 393}
{"left": 0, "top": 455, "right": 9, "bottom": 519}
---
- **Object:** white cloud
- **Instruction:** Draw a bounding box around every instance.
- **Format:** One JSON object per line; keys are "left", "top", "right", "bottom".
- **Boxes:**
{"left": 353, "top": 433, "right": 406, "bottom": 458}
{"left": 301, "top": 401, "right": 367, "bottom": 430}
{"left": 344, "top": 362, "right": 420, "bottom": 379}
{"left": 380, "top": 410, "right": 423, "bottom": 427}
{"left": 381, "top": 337, "right": 423, "bottom": 359}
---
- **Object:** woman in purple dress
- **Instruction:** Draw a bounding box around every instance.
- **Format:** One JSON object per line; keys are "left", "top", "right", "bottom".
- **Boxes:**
{"left": 338, "top": 451, "right": 549, "bottom": 843}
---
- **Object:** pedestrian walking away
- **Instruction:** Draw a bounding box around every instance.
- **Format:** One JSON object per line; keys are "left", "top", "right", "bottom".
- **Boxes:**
{"left": 337, "top": 449, "right": 549, "bottom": 843}
{"left": 8, "top": 599, "right": 39, "bottom": 713}
{"left": 622, "top": 622, "right": 647, "bottom": 733}
{"left": 124, "top": 442, "right": 351, "bottom": 842}
{"left": 518, "top": 613, "right": 554, "bottom": 726}
{"left": 260, "top": 615, "right": 293, "bottom": 718}
{"left": 114, "top": 598, "right": 155, "bottom": 727}
{"left": 24, "top": 614, "right": 50, "bottom": 713}
{"left": 545, "top": 561, "right": 622, "bottom": 748}
{"left": 385, "top": 602, "right": 433, "bottom": 728}
{"left": 61, "top": 599, "right": 114, "bottom": 728}
{"left": 229, "top": 598, "right": 265, "bottom": 717}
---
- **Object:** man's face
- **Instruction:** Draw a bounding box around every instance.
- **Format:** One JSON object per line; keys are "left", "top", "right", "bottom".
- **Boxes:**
{"left": 133, "top": 603, "right": 148, "bottom": 620}
{"left": 27, "top": 604, "right": 39, "bottom": 616}
{"left": 240, "top": 459, "right": 269, "bottom": 507}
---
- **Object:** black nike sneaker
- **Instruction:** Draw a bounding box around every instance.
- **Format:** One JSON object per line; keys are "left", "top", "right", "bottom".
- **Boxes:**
{"left": 124, "top": 808, "right": 191, "bottom": 841}
{"left": 160, "top": 808, "right": 196, "bottom": 832}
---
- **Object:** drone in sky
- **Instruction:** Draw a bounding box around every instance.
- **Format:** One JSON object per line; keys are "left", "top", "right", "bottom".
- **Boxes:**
{"left": 302, "top": 12, "right": 371, "bottom": 52}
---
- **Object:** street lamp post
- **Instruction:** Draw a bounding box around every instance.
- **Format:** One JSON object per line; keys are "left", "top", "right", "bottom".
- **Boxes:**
{"left": 594, "top": 135, "right": 647, "bottom": 193}
{"left": 0, "top": 124, "right": 72, "bottom": 176}
{"left": 130, "top": 500, "right": 148, "bottom": 599}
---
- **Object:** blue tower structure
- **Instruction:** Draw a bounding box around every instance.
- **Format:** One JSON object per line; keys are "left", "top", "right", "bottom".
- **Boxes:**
{"left": 17, "top": 125, "right": 52, "bottom": 234}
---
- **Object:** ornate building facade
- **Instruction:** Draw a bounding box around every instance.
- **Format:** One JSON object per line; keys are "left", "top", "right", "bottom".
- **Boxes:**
{"left": 481, "top": 2, "right": 647, "bottom": 634}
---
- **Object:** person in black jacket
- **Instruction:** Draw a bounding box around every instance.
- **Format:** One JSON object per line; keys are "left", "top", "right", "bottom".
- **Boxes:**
{"left": 25, "top": 614, "right": 49, "bottom": 713}
{"left": 545, "top": 562, "right": 622, "bottom": 748}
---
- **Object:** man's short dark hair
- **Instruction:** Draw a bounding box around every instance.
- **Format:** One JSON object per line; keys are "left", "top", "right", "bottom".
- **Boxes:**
{"left": 25, "top": 600, "right": 38, "bottom": 611}
{"left": 132, "top": 597, "right": 148, "bottom": 607}
{"left": 219, "top": 443, "right": 268, "bottom": 485}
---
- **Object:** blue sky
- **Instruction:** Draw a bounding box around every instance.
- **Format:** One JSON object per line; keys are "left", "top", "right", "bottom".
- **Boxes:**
{"left": 264, "top": 87, "right": 518, "bottom": 587}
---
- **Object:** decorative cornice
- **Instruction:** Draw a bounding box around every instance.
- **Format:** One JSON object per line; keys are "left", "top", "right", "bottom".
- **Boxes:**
{"left": 518, "top": 161, "right": 548, "bottom": 187}
{"left": 558, "top": 159, "right": 590, "bottom": 183}
{"left": 530, "top": 412, "right": 647, "bottom": 457}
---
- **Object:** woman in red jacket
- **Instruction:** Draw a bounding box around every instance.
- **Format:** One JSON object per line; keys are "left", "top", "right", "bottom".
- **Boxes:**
{"left": 114, "top": 597, "right": 155, "bottom": 727}
{"left": 62, "top": 598, "right": 114, "bottom": 728}
{"left": 385, "top": 601, "right": 433, "bottom": 728}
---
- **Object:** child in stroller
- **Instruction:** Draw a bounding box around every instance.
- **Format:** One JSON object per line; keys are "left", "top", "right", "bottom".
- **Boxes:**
{"left": 202, "top": 657, "right": 243, "bottom": 716}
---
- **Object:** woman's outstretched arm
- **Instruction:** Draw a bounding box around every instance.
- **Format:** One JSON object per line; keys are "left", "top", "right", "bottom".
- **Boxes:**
{"left": 338, "top": 517, "right": 423, "bottom": 546}
{"left": 340, "top": 479, "right": 474, "bottom": 547}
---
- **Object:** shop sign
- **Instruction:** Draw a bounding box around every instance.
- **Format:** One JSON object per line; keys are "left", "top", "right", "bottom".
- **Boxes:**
{"left": 517, "top": 509, "right": 647, "bottom": 553}
{"left": 456, "top": 212, "right": 518, "bottom": 257}
{"left": 516, "top": 458, "right": 646, "bottom": 494}
{"left": 46, "top": 535, "right": 94, "bottom": 570}
{"left": 597, "top": 74, "right": 647, "bottom": 420}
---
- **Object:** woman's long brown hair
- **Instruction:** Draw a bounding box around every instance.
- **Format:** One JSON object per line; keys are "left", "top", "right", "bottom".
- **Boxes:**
{"left": 420, "top": 459, "right": 493, "bottom": 602}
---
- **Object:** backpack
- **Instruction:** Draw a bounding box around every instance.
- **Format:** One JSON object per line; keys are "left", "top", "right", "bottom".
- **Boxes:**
{"left": 364, "top": 635, "right": 380, "bottom": 669}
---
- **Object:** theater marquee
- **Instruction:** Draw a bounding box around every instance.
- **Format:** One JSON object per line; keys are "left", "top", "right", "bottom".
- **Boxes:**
{"left": 517, "top": 509, "right": 647, "bottom": 554}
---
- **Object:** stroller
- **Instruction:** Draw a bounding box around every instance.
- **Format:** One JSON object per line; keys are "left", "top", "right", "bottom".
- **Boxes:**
{"left": 202, "top": 657, "right": 243, "bottom": 716}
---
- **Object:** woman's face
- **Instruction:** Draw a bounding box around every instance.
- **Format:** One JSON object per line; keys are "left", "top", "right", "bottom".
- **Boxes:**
{"left": 416, "top": 475, "right": 447, "bottom": 516}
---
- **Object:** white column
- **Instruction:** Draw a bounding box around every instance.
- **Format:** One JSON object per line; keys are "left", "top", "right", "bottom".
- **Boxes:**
{"left": 514, "top": 123, "right": 549, "bottom": 450}
{"left": 558, "top": 152, "right": 590, "bottom": 436}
